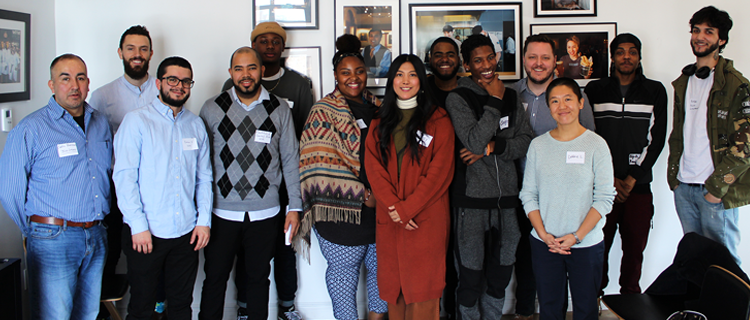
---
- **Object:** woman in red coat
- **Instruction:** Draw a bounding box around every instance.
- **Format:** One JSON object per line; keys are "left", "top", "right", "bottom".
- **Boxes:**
{"left": 364, "top": 54, "right": 455, "bottom": 319}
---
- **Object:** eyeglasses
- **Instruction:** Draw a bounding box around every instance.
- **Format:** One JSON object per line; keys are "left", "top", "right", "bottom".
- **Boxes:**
{"left": 161, "top": 76, "right": 195, "bottom": 88}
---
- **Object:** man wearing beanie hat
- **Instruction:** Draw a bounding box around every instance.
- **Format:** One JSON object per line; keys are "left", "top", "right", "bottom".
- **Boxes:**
{"left": 221, "top": 21, "right": 313, "bottom": 320}
{"left": 584, "top": 33, "right": 668, "bottom": 297}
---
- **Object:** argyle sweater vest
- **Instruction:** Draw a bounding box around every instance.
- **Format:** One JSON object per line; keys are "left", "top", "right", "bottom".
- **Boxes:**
{"left": 200, "top": 91, "right": 296, "bottom": 212}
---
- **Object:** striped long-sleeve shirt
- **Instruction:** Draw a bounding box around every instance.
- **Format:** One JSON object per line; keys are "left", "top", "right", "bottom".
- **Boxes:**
{"left": 0, "top": 96, "right": 113, "bottom": 235}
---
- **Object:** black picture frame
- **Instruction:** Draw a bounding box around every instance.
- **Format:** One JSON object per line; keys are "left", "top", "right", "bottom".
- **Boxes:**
{"left": 0, "top": 9, "right": 30, "bottom": 103}
{"left": 530, "top": 22, "right": 616, "bottom": 86}
{"left": 253, "top": 0, "right": 319, "bottom": 29}
{"left": 410, "top": 2, "right": 522, "bottom": 80}
{"left": 534, "top": 0, "right": 596, "bottom": 18}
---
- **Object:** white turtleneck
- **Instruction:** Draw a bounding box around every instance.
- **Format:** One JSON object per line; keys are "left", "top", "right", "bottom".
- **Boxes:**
{"left": 397, "top": 96, "right": 418, "bottom": 110}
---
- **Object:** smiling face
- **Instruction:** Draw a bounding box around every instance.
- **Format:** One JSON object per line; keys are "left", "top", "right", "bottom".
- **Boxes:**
{"left": 393, "top": 62, "right": 420, "bottom": 100}
{"left": 335, "top": 56, "right": 367, "bottom": 101}
{"left": 156, "top": 65, "right": 192, "bottom": 108}
{"left": 48, "top": 57, "right": 89, "bottom": 113}
{"left": 230, "top": 50, "right": 264, "bottom": 98}
{"left": 118, "top": 34, "right": 152, "bottom": 80}
{"left": 690, "top": 22, "right": 725, "bottom": 58}
{"left": 523, "top": 41, "right": 556, "bottom": 85}
{"left": 548, "top": 84, "right": 584, "bottom": 126}
{"left": 430, "top": 41, "right": 460, "bottom": 81}
{"left": 465, "top": 45, "right": 497, "bottom": 83}
{"left": 368, "top": 31, "right": 382, "bottom": 48}
{"left": 566, "top": 40, "right": 579, "bottom": 59}
{"left": 253, "top": 33, "right": 284, "bottom": 65}
{"left": 613, "top": 42, "right": 639, "bottom": 76}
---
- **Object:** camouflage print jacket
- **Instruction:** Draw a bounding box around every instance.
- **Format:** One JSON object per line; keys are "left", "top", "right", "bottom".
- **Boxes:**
{"left": 668, "top": 56, "right": 750, "bottom": 209}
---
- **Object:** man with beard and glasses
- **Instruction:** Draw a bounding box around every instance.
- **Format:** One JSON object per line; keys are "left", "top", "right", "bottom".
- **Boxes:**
{"left": 198, "top": 47, "right": 301, "bottom": 320}
{"left": 585, "top": 33, "right": 667, "bottom": 298}
{"left": 220, "top": 21, "right": 312, "bottom": 320}
{"left": 445, "top": 34, "right": 532, "bottom": 320}
{"left": 88, "top": 25, "right": 166, "bottom": 319}
{"left": 114, "top": 56, "right": 213, "bottom": 320}
{"left": 507, "top": 34, "right": 595, "bottom": 320}
{"left": 668, "top": 6, "right": 750, "bottom": 265}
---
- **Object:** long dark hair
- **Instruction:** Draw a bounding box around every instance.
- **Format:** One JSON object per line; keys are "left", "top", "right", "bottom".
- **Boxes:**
{"left": 375, "top": 54, "right": 437, "bottom": 168}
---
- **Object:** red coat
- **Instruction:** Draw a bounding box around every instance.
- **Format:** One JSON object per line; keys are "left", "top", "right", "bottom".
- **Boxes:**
{"left": 364, "top": 107, "right": 455, "bottom": 304}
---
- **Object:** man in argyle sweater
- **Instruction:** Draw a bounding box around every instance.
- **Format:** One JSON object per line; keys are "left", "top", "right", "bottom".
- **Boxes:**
{"left": 198, "top": 47, "right": 302, "bottom": 320}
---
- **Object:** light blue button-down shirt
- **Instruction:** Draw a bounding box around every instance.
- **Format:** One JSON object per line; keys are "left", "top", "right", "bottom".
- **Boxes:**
{"left": 0, "top": 96, "right": 112, "bottom": 235}
{"left": 370, "top": 44, "right": 392, "bottom": 78}
{"left": 113, "top": 98, "right": 213, "bottom": 239}
{"left": 89, "top": 75, "right": 158, "bottom": 133}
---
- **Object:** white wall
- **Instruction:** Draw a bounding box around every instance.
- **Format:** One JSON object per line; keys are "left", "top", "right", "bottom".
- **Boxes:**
{"left": 45, "top": 0, "right": 750, "bottom": 319}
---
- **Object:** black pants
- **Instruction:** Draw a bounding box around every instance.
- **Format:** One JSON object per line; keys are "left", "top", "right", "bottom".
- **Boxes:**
{"left": 513, "top": 206, "right": 536, "bottom": 316}
{"left": 235, "top": 213, "right": 298, "bottom": 305}
{"left": 199, "top": 213, "right": 280, "bottom": 320}
{"left": 123, "top": 225, "right": 198, "bottom": 320}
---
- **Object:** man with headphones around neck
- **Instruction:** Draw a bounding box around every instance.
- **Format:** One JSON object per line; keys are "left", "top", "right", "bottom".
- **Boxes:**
{"left": 668, "top": 6, "right": 750, "bottom": 265}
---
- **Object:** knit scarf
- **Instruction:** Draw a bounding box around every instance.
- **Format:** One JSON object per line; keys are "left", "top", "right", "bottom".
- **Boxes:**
{"left": 296, "top": 88, "right": 380, "bottom": 261}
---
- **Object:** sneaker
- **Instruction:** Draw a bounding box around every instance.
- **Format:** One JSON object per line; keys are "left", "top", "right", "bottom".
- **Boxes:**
{"left": 237, "top": 307, "right": 248, "bottom": 320}
{"left": 278, "top": 304, "right": 302, "bottom": 320}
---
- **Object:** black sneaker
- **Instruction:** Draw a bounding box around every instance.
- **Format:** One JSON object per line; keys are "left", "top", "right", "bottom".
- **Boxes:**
{"left": 278, "top": 304, "right": 302, "bottom": 320}
{"left": 237, "top": 307, "right": 248, "bottom": 320}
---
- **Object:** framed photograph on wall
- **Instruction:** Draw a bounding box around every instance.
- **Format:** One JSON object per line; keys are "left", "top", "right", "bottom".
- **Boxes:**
{"left": 534, "top": 0, "right": 596, "bottom": 17}
{"left": 530, "top": 22, "right": 615, "bottom": 86}
{"left": 254, "top": 0, "right": 318, "bottom": 29}
{"left": 335, "top": 0, "right": 400, "bottom": 87}
{"left": 282, "top": 46, "right": 323, "bottom": 101}
{"left": 410, "top": 3, "right": 522, "bottom": 81}
{"left": 0, "top": 9, "right": 30, "bottom": 103}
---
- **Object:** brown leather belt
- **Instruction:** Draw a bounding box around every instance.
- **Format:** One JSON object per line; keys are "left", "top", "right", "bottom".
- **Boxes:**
{"left": 30, "top": 215, "right": 100, "bottom": 229}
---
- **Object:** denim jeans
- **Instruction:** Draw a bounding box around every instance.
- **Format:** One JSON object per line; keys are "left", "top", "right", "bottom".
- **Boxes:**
{"left": 673, "top": 183, "right": 741, "bottom": 264}
{"left": 26, "top": 221, "right": 107, "bottom": 320}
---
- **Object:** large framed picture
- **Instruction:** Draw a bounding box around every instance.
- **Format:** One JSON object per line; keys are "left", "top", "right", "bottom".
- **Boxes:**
{"left": 410, "top": 3, "right": 522, "bottom": 80}
{"left": 282, "top": 46, "right": 323, "bottom": 101}
{"left": 335, "top": 0, "right": 401, "bottom": 87}
{"left": 0, "top": 9, "right": 30, "bottom": 103}
{"left": 254, "top": 0, "right": 318, "bottom": 29}
{"left": 534, "top": 0, "right": 596, "bottom": 17}
{"left": 530, "top": 22, "right": 616, "bottom": 86}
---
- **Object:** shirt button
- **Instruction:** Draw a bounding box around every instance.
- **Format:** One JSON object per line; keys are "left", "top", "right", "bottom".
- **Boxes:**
{"left": 175, "top": 157, "right": 179, "bottom": 160}
{"left": 176, "top": 176, "right": 179, "bottom": 179}
{"left": 92, "top": 176, "right": 96, "bottom": 179}
{"left": 89, "top": 158, "right": 92, "bottom": 161}
{"left": 176, "top": 212, "right": 179, "bottom": 215}
{"left": 95, "top": 195, "right": 99, "bottom": 198}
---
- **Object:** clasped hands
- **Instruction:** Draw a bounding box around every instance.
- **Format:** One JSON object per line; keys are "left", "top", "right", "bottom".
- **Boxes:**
{"left": 387, "top": 206, "right": 418, "bottom": 231}
{"left": 540, "top": 232, "right": 577, "bottom": 255}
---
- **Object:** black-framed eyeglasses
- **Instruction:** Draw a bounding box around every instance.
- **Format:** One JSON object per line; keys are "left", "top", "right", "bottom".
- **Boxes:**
{"left": 161, "top": 76, "right": 195, "bottom": 88}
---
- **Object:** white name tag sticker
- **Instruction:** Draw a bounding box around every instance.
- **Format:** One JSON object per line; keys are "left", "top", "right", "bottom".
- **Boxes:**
{"left": 629, "top": 153, "right": 641, "bottom": 165}
{"left": 57, "top": 143, "right": 78, "bottom": 158}
{"left": 280, "top": 97, "right": 294, "bottom": 109}
{"left": 499, "top": 116, "right": 509, "bottom": 130}
{"left": 566, "top": 151, "right": 585, "bottom": 164}
{"left": 416, "top": 130, "right": 433, "bottom": 148}
{"left": 255, "top": 130, "right": 272, "bottom": 144}
{"left": 356, "top": 119, "right": 367, "bottom": 129}
{"left": 689, "top": 99, "right": 699, "bottom": 110}
{"left": 182, "top": 138, "right": 198, "bottom": 151}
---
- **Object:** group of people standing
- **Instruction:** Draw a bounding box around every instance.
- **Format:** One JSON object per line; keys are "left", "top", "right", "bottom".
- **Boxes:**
{"left": 0, "top": 5, "right": 748, "bottom": 320}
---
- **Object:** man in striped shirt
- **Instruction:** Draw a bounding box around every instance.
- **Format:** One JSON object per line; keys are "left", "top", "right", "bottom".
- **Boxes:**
{"left": 584, "top": 33, "right": 668, "bottom": 296}
{"left": 0, "top": 54, "right": 113, "bottom": 319}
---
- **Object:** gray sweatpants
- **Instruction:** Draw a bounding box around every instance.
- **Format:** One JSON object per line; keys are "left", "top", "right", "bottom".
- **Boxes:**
{"left": 454, "top": 207, "right": 521, "bottom": 320}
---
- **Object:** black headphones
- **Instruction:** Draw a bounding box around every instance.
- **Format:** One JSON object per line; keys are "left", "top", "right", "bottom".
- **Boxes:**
{"left": 682, "top": 64, "right": 712, "bottom": 79}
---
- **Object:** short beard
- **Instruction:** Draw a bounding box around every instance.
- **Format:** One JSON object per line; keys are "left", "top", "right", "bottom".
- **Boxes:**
{"left": 527, "top": 69, "right": 554, "bottom": 85}
{"left": 123, "top": 58, "right": 149, "bottom": 80}
{"left": 692, "top": 41, "right": 720, "bottom": 58}
{"left": 432, "top": 65, "right": 459, "bottom": 81}
{"left": 160, "top": 88, "right": 189, "bottom": 107}
{"left": 233, "top": 78, "right": 262, "bottom": 98}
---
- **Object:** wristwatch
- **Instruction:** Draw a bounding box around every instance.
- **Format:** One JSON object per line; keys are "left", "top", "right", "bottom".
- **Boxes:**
{"left": 572, "top": 232, "right": 582, "bottom": 245}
